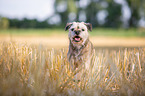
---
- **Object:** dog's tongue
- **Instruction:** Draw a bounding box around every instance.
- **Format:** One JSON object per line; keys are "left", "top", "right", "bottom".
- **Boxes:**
{"left": 75, "top": 37, "right": 80, "bottom": 41}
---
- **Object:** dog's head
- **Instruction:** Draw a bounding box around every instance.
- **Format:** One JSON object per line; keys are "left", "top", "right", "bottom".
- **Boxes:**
{"left": 65, "top": 22, "right": 92, "bottom": 45}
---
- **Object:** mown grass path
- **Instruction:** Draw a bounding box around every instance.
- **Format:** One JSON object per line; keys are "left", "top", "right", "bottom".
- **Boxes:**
{"left": 0, "top": 35, "right": 145, "bottom": 48}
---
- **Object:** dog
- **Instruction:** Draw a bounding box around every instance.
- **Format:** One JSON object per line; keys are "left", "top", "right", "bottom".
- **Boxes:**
{"left": 65, "top": 22, "right": 94, "bottom": 81}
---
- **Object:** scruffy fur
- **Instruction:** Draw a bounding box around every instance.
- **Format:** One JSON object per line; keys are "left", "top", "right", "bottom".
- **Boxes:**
{"left": 65, "top": 22, "right": 94, "bottom": 80}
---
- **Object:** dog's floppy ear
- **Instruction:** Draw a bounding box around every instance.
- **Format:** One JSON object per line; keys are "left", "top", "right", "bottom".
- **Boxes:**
{"left": 85, "top": 23, "right": 92, "bottom": 32}
{"left": 65, "top": 23, "right": 72, "bottom": 31}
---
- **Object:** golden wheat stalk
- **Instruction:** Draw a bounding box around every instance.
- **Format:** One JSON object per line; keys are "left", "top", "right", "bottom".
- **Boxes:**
{"left": 0, "top": 42, "right": 145, "bottom": 96}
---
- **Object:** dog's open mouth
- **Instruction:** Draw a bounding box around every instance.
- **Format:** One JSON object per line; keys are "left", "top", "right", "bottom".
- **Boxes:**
{"left": 73, "top": 36, "right": 82, "bottom": 42}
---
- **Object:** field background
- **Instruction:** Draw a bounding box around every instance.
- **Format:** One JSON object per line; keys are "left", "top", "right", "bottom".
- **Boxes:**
{"left": 0, "top": 28, "right": 145, "bottom": 96}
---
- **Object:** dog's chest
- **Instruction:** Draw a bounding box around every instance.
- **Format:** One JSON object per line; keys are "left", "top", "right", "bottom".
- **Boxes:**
{"left": 71, "top": 47, "right": 88, "bottom": 62}
{"left": 73, "top": 50, "right": 82, "bottom": 59}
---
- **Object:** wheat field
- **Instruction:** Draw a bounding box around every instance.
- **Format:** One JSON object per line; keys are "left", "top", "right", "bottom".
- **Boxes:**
{"left": 0, "top": 42, "right": 145, "bottom": 96}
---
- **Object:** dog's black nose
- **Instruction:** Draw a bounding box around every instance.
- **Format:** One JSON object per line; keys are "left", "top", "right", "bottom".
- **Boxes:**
{"left": 74, "top": 30, "right": 81, "bottom": 35}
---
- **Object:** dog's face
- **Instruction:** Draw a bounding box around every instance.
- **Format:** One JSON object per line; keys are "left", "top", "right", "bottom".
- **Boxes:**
{"left": 65, "top": 22, "right": 92, "bottom": 45}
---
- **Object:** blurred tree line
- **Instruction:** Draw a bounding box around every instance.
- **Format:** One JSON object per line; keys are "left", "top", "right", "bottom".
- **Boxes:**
{"left": 0, "top": 0, "right": 144, "bottom": 29}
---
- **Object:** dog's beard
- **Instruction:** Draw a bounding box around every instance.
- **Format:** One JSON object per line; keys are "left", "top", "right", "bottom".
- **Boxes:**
{"left": 73, "top": 36, "right": 82, "bottom": 42}
{"left": 70, "top": 36, "right": 84, "bottom": 49}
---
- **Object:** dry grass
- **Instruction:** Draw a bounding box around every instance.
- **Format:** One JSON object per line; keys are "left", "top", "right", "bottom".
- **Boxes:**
{"left": 0, "top": 42, "right": 145, "bottom": 96}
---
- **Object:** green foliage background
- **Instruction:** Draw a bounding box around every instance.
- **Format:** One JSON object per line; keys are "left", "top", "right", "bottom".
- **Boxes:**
{"left": 0, "top": 0, "right": 145, "bottom": 29}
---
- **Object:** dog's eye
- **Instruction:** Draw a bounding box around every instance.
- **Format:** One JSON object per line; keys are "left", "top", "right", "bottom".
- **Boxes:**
{"left": 82, "top": 29, "right": 85, "bottom": 31}
{"left": 71, "top": 28, "right": 74, "bottom": 31}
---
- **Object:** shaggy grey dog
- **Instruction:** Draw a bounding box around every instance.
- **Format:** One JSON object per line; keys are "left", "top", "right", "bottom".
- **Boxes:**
{"left": 65, "top": 22, "right": 94, "bottom": 80}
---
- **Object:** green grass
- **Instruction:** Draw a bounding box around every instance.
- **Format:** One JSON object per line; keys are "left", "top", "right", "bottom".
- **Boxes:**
{"left": 0, "top": 28, "right": 145, "bottom": 37}
{"left": 0, "top": 29, "right": 65, "bottom": 36}
{"left": 0, "top": 42, "right": 145, "bottom": 96}
{"left": 91, "top": 28, "right": 145, "bottom": 37}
